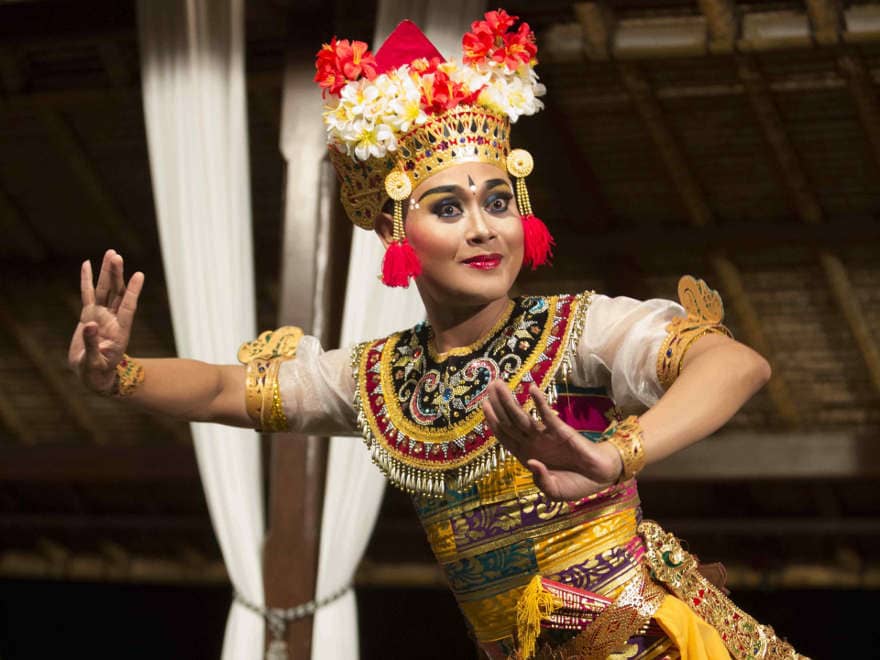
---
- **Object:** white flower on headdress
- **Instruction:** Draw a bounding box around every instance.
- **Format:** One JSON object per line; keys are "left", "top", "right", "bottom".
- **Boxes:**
{"left": 352, "top": 119, "right": 396, "bottom": 160}
{"left": 385, "top": 68, "right": 427, "bottom": 133}
{"left": 441, "top": 59, "right": 491, "bottom": 92}
{"left": 478, "top": 68, "right": 544, "bottom": 122}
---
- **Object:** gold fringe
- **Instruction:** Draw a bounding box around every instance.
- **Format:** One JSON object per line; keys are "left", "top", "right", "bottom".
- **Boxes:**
{"left": 516, "top": 575, "right": 563, "bottom": 660}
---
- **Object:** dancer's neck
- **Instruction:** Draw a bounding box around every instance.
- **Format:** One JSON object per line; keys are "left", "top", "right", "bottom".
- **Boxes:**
{"left": 424, "top": 295, "right": 513, "bottom": 355}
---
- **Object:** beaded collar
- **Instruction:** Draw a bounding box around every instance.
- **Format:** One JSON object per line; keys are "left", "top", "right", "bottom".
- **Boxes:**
{"left": 352, "top": 292, "right": 591, "bottom": 497}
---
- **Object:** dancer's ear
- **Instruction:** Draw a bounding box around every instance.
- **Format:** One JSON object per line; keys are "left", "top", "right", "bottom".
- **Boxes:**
{"left": 374, "top": 212, "right": 395, "bottom": 248}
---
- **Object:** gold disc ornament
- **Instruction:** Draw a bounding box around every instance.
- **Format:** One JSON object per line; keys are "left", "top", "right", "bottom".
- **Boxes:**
{"left": 384, "top": 170, "right": 412, "bottom": 201}
{"left": 506, "top": 149, "right": 534, "bottom": 178}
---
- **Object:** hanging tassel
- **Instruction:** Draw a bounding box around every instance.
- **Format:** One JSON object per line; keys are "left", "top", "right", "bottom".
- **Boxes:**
{"left": 515, "top": 575, "right": 563, "bottom": 660}
{"left": 382, "top": 170, "right": 421, "bottom": 288}
{"left": 381, "top": 237, "right": 421, "bottom": 287}
{"left": 521, "top": 213, "right": 554, "bottom": 270}
{"left": 507, "top": 149, "right": 554, "bottom": 271}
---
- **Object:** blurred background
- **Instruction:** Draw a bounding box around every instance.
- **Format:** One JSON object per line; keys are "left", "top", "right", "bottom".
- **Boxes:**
{"left": 0, "top": 0, "right": 879, "bottom": 657}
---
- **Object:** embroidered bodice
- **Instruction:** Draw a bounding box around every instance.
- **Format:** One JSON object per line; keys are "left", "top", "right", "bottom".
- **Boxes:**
{"left": 352, "top": 293, "right": 590, "bottom": 497}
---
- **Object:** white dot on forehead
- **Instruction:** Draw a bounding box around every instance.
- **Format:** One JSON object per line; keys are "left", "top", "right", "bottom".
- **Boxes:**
{"left": 467, "top": 174, "right": 477, "bottom": 193}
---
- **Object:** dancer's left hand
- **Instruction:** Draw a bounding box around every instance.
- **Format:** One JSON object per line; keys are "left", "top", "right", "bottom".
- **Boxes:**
{"left": 482, "top": 380, "right": 622, "bottom": 501}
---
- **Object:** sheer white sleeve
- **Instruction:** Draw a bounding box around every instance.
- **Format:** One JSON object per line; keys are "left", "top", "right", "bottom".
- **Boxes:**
{"left": 277, "top": 336, "right": 358, "bottom": 436}
{"left": 570, "top": 294, "right": 684, "bottom": 413}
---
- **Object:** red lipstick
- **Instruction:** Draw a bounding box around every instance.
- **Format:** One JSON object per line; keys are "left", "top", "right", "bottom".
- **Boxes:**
{"left": 463, "top": 253, "right": 502, "bottom": 270}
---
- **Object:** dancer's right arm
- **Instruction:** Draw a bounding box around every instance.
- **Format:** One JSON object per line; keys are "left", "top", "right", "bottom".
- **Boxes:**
{"left": 68, "top": 250, "right": 252, "bottom": 428}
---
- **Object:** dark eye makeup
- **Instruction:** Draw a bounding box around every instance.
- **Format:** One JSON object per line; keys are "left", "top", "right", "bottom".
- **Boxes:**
{"left": 430, "top": 197, "right": 463, "bottom": 218}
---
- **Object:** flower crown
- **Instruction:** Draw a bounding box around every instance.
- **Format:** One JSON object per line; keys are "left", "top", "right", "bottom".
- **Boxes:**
{"left": 315, "top": 10, "right": 545, "bottom": 229}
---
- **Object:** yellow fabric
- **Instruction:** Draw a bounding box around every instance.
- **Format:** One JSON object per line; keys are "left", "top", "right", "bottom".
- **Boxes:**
{"left": 654, "top": 595, "right": 731, "bottom": 659}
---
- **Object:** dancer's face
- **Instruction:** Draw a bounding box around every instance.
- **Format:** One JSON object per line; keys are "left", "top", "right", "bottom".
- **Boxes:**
{"left": 397, "top": 161, "right": 524, "bottom": 307}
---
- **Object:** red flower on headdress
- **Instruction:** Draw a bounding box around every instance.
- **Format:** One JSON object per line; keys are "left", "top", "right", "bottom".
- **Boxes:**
{"left": 420, "top": 69, "right": 480, "bottom": 115}
{"left": 410, "top": 56, "right": 444, "bottom": 76}
{"left": 462, "top": 9, "right": 536, "bottom": 71}
{"left": 314, "top": 37, "right": 378, "bottom": 96}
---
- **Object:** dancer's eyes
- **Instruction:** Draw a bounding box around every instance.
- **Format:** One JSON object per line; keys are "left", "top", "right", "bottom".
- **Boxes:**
{"left": 431, "top": 198, "right": 462, "bottom": 218}
{"left": 485, "top": 192, "right": 513, "bottom": 214}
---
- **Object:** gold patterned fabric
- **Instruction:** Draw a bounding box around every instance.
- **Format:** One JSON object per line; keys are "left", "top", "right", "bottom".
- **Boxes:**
{"left": 656, "top": 276, "right": 732, "bottom": 390}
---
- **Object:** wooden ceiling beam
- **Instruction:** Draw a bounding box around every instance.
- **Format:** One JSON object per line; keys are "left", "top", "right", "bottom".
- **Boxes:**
{"left": 0, "top": 546, "right": 227, "bottom": 584}
{"left": 0, "top": 444, "right": 199, "bottom": 482}
{"left": 545, "top": 217, "right": 880, "bottom": 257}
{"left": 35, "top": 104, "right": 142, "bottom": 257}
{"left": 697, "top": 0, "right": 737, "bottom": 53}
{"left": 642, "top": 430, "right": 880, "bottom": 480}
{"left": 0, "top": 382, "right": 32, "bottom": 444}
{"left": 837, "top": 51, "right": 880, "bottom": 182}
{"left": 738, "top": 56, "right": 880, "bottom": 398}
{"left": 573, "top": 2, "right": 612, "bottom": 61}
{"left": 550, "top": 2, "right": 880, "bottom": 61}
{"left": 617, "top": 62, "right": 800, "bottom": 426}
{"left": 805, "top": 0, "right": 843, "bottom": 46}
{"left": 0, "top": 183, "right": 47, "bottom": 261}
{"left": 0, "top": 295, "right": 109, "bottom": 445}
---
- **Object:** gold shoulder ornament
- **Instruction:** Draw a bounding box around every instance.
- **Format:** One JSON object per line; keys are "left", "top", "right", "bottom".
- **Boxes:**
{"left": 656, "top": 276, "right": 732, "bottom": 390}
{"left": 237, "top": 326, "right": 304, "bottom": 432}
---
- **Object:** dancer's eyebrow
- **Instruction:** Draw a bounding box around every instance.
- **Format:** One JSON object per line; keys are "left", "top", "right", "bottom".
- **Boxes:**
{"left": 483, "top": 178, "right": 509, "bottom": 191}
{"left": 417, "top": 185, "right": 461, "bottom": 202}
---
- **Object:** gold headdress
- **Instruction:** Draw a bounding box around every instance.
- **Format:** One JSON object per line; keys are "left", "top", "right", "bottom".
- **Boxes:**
{"left": 315, "top": 10, "right": 553, "bottom": 286}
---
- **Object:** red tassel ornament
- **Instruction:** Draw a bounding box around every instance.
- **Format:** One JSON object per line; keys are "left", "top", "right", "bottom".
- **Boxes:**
{"left": 521, "top": 213, "right": 554, "bottom": 270}
{"left": 381, "top": 237, "right": 421, "bottom": 287}
{"left": 507, "top": 149, "right": 554, "bottom": 271}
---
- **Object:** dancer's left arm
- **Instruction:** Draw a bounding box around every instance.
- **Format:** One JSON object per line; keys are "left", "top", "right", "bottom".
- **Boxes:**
{"left": 483, "top": 333, "right": 770, "bottom": 500}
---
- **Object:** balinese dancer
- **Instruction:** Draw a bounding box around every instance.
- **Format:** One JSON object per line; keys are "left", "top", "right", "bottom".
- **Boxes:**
{"left": 70, "top": 10, "right": 805, "bottom": 659}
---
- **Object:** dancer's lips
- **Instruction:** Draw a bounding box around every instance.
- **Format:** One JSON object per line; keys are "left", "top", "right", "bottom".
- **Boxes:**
{"left": 462, "top": 253, "right": 502, "bottom": 270}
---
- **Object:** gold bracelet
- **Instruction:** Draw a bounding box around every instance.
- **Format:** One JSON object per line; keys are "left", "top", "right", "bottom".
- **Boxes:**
{"left": 259, "top": 358, "right": 290, "bottom": 432}
{"left": 244, "top": 358, "right": 272, "bottom": 427}
{"left": 110, "top": 354, "right": 145, "bottom": 398}
{"left": 601, "top": 415, "right": 646, "bottom": 483}
{"left": 238, "top": 327, "right": 303, "bottom": 432}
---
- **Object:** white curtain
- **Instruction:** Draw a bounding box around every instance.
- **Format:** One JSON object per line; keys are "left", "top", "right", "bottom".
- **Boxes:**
{"left": 137, "top": 1, "right": 265, "bottom": 658}
{"left": 310, "top": 3, "right": 485, "bottom": 658}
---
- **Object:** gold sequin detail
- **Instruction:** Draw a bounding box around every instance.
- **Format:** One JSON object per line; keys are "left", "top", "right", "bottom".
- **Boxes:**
{"left": 639, "top": 520, "right": 807, "bottom": 660}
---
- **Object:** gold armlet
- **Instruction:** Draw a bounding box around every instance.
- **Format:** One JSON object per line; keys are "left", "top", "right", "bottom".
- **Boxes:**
{"left": 238, "top": 326, "right": 303, "bottom": 432}
{"left": 657, "top": 275, "right": 732, "bottom": 390}
{"left": 237, "top": 326, "right": 303, "bottom": 362}
{"left": 109, "top": 354, "right": 145, "bottom": 398}
{"left": 601, "top": 415, "right": 646, "bottom": 483}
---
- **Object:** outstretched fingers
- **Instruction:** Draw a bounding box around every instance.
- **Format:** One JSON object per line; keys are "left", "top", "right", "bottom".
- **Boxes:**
{"left": 81, "top": 260, "right": 96, "bottom": 307}
{"left": 116, "top": 271, "right": 144, "bottom": 341}
{"left": 109, "top": 252, "right": 126, "bottom": 313}
{"left": 94, "top": 249, "right": 116, "bottom": 306}
{"left": 529, "top": 384, "right": 565, "bottom": 432}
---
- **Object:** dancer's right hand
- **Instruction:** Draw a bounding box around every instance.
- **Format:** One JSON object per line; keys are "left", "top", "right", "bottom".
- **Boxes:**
{"left": 68, "top": 249, "right": 144, "bottom": 395}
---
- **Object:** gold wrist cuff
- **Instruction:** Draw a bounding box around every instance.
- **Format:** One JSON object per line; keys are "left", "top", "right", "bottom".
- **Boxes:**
{"left": 111, "top": 354, "right": 144, "bottom": 398}
{"left": 602, "top": 415, "right": 646, "bottom": 483}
